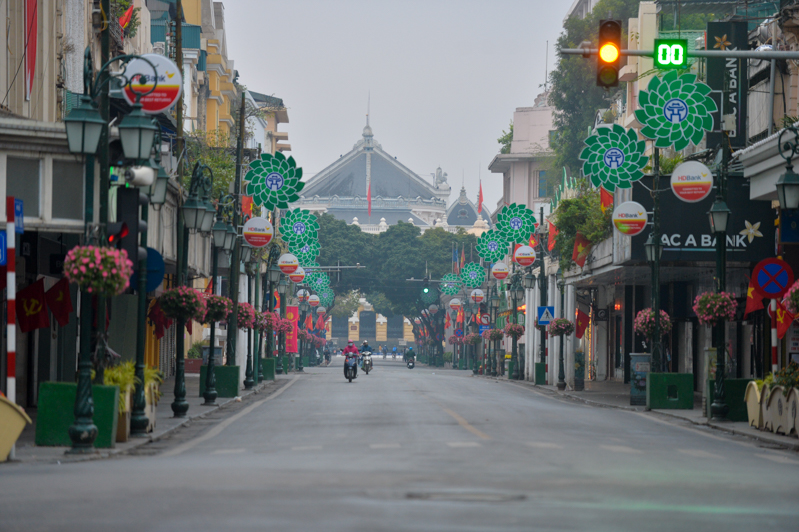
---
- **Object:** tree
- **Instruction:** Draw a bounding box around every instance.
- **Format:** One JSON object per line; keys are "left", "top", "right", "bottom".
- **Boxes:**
{"left": 498, "top": 122, "right": 513, "bottom": 154}
{"left": 315, "top": 213, "right": 376, "bottom": 293}
{"left": 551, "top": 179, "right": 611, "bottom": 272}
{"left": 330, "top": 290, "right": 361, "bottom": 319}
{"left": 548, "top": 0, "right": 640, "bottom": 173}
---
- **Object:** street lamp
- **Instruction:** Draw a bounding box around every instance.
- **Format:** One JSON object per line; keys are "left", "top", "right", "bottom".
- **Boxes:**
{"left": 777, "top": 126, "right": 799, "bottom": 210}
{"left": 556, "top": 272, "right": 567, "bottom": 391}
{"left": 64, "top": 96, "right": 105, "bottom": 155}
{"left": 277, "top": 276, "right": 289, "bottom": 368}
{"left": 118, "top": 103, "right": 159, "bottom": 161}
{"left": 224, "top": 222, "right": 237, "bottom": 252}
{"left": 707, "top": 199, "right": 731, "bottom": 234}
{"left": 509, "top": 272, "right": 524, "bottom": 380}
{"left": 203, "top": 200, "right": 229, "bottom": 407}
{"left": 240, "top": 239, "right": 253, "bottom": 264}
{"left": 149, "top": 160, "right": 170, "bottom": 207}
{"left": 489, "top": 287, "right": 500, "bottom": 377}
{"left": 298, "top": 297, "right": 311, "bottom": 372}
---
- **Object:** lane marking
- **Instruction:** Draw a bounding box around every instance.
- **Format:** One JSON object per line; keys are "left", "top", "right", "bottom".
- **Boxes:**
{"left": 600, "top": 444, "right": 643, "bottom": 454}
{"left": 447, "top": 442, "right": 481, "bottom": 448}
{"left": 292, "top": 445, "right": 322, "bottom": 451}
{"left": 161, "top": 376, "right": 300, "bottom": 457}
{"left": 755, "top": 453, "right": 799, "bottom": 465}
{"left": 211, "top": 448, "right": 246, "bottom": 455}
{"left": 526, "top": 442, "right": 562, "bottom": 449}
{"left": 369, "top": 443, "right": 401, "bottom": 449}
{"left": 439, "top": 405, "right": 492, "bottom": 440}
{"left": 677, "top": 448, "right": 720, "bottom": 459}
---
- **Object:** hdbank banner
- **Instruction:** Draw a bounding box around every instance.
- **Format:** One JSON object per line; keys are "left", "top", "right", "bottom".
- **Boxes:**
{"left": 286, "top": 305, "right": 298, "bottom": 353}
{"left": 631, "top": 175, "right": 774, "bottom": 262}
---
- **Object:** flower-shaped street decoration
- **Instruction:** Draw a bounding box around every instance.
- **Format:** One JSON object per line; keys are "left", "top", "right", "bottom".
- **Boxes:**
{"left": 318, "top": 287, "right": 335, "bottom": 308}
{"left": 739, "top": 220, "right": 763, "bottom": 244}
{"left": 460, "top": 262, "right": 486, "bottom": 288}
{"left": 280, "top": 208, "right": 319, "bottom": 245}
{"left": 420, "top": 287, "right": 439, "bottom": 306}
{"left": 305, "top": 271, "right": 330, "bottom": 291}
{"left": 634, "top": 71, "right": 716, "bottom": 152}
{"left": 476, "top": 229, "right": 509, "bottom": 264}
{"left": 245, "top": 151, "right": 305, "bottom": 209}
{"left": 496, "top": 203, "right": 537, "bottom": 244}
{"left": 289, "top": 239, "right": 321, "bottom": 265}
{"left": 579, "top": 123, "right": 648, "bottom": 192}
{"left": 440, "top": 273, "right": 463, "bottom": 296}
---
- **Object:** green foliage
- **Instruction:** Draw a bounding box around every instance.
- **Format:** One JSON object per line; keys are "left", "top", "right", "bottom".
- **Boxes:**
{"left": 187, "top": 341, "right": 206, "bottom": 359}
{"left": 103, "top": 361, "right": 139, "bottom": 413}
{"left": 111, "top": 0, "right": 140, "bottom": 38}
{"left": 365, "top": 291, "right": 394, "bottom": 317}
{"left": 551, "top": 180, "right": 612, "bottom": 272}
{"left": 443, "top": 351, "right": 453, "bottom": 363}
{"left": 774, "top": 362, "right": 799, "bottom": 396}
{"left": 330, "top": 290, "right": 361, "bottom": 319}
{"left": 643, "top": 152, "right": 684, "bottom": 175}
{"left": 548, "top": 0, "right": 641, "bottom": 172}
{"left": 498, "top": 122, "right": 513, "bottom": 154}
{"left": 185, "top": 131, "right": 236, "bottom": 199}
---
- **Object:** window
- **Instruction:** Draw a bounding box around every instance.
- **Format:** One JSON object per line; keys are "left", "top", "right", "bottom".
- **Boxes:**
{"left": 548, "top": 130, "right": 557, "bottom": 148}
{"left": 538, "top": 171, "right": 548, "bottom": 198}
{"left": 52, "top": 160, "right": 84, "bottom": 220}
{"left": 7, "top": 157, "right": 41, "bottom": 217}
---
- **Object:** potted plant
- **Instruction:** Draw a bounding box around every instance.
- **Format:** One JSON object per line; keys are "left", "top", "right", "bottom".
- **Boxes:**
{"left": 448, "top": 335, "right": 463, "bottom": 346}
{"left": 185, "top": 341, "right": 205, "bottom": 374}
{"left": 464, "top": 333, "right": 482, "bottom": 346}
{"left": 103, "top": 361, "right": 139, "bottom": 442}
{"left": 548, "top": 318, "right": 575, "bottom": 337}
{"left": 503, "top": 322, "right": 524, "bottom": 339}
{"left": 63, "top": 245, "right": 134, "bottom": 296}
{"left": 692, "top": 292, "right": 738, "bottom": 326}
{"left": 482, "top": 328, "right": 504, "bottom": 342}
{"left": 633, "top": 308, "right": 673, "bottom": 343}
{"left": 237, "top": 302, "right": 256, "bottom": 329}
{"left": 203, "top": 294, "right": 233, "bottom": 323}
{"left": 772, "top": 362, "right": 799, "bottom": 435}
{"left": 160, "top": 287, "right": 206, "bottom": 323}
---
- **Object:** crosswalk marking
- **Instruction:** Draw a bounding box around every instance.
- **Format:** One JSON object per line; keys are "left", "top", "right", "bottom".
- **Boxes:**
{"left": 600, "top": 444, "right": 643, "bottom": 454}
{"left": 447, "top": 442, "right": 481, "bottom": 448}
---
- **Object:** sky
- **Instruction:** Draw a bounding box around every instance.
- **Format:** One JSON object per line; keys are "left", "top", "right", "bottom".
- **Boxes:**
{"left": 225, "top": 0, "right": 567, "bottom": 213}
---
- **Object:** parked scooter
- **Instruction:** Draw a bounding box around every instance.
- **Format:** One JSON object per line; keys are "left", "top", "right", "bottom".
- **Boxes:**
{"left": 345, "top": 355, "right": 358, "bottom": 382}
{"left": 362, "top": 351, "right": 373, "bottom": 374}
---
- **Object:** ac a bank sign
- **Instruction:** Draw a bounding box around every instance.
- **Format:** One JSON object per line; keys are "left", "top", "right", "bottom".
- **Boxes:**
{"left": 632, "top": 175, "right": 774, "bottom": 263}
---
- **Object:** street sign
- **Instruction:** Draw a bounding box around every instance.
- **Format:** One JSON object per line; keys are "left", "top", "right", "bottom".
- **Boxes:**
{"left": 14, "top": 199, "right": 23, "bottom": 234}
{"left": 129, "top": 248, "right": 166, "bottom": 293}
{"left": 242, "top": 216, "right": 273, "bottom": 247}
{"left": 0, "top": 232, "right": 5, "bottom": 266}
{"left": 670, "top": 161, "right": 713, "bottom": 203}
{"left": 752, "top": 258, "right": 794, "bottom": 300}
{"left": 537, "top": 306, "right": 555, "bottom": 325}
{"left": 122, "top": 54, "right": 183, "bottom": 114}
{"left": 479, "top": 325, "right": 489, "bottom": 334}
{"left": 480, "top": 313, "right": 490, "bottom": 325}
{"left": 455, "top": 328, "right": 463, "bottom": 337}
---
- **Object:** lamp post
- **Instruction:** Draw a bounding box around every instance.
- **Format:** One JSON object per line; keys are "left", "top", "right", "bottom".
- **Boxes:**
{"left": 244, "top": 249, "right": 258, "bottom": 390}
{"left": 557, "top": 273, "right": 567, "bottom": 391}
{"left": 203, "top": 208, "right": 230, "bottom": 406}
{"left": 521, "top": 268, "right": 535, "bottom": 380}
{"left": 709, "top": 135, "right": 732, "bottom": 421}
{"left": 509, "top": 271, "right": 525, "bottom": 380}
{"left": 278, "top": 276, "right": 289, "bottom": 369}
{"left": 464, "top": 302, "right": 473, "bottom": 371}
{"left": 63, "top": 45, "right": 160, "bottom": 453}
{"left": 490, "top": 286, "right": 500, "bottom": 377}
{"left": 266, "top": 258, "right": 282, "bottom": 373}
{"left": 644, "top": 232, "right": 663, "bottom": 377}
{"left": 298, "top": 297, "right": 311, "bottom": 373}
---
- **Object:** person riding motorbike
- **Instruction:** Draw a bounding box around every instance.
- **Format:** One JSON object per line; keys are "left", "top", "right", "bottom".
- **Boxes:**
{"left": 342, "top": 341, "right": 360, "bottom": 377}
{"left": 323, "top": 346, "right": 331, "bottom": 365}
{"left": 359, "top": 341, "right": 372, "bottom": 368}
{"left": 404, "top": 347, "right": 414, "bottom": 363}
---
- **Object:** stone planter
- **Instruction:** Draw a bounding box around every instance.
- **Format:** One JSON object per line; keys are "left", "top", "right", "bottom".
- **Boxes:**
{"left": 184, "top": 358, "right": 203, "bottom": 374}
{"left": 787, "top": 387, "right": 799, "bottom": 437}
{"left": 0, "top": 395, "right": 31, "bottom": 461}
{"left": 648, "top": 373, "right": 693, "bottom": 410}
{"left": 764, "top": 386, "right": 792, "bottom": 435}
{"left": 744, "top": 381, "right": 763, "bottom": 429}
{"left": 116, "top": 388, "right": 132, "bottom": 443}
{"left": 35, "top": 382, "right": 119, "bottom": 448}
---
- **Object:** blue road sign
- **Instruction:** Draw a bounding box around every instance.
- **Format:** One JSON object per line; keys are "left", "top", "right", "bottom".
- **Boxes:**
{"left": 14, "top": 199, "right": 23, "bottom": 234}
{"left": 479, "top": 325, "right": 490, "bottom": 334}
{"left": 537, "top": 306, "right": 555, "bottom": 325}
{"left": 0, "top": 232, "right": 6, "bottom": 266}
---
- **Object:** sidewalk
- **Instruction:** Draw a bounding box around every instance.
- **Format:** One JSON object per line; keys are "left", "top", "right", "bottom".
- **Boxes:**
{"left": 7, "top": 373, "right": 294, "bottom": 465}
{"left": 503, "top": 377, "right": 799, "bottom": 451}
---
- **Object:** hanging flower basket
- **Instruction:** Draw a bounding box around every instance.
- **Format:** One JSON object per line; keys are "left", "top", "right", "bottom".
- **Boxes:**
{"left": 464, "top": 333, "right": 482, "bottom": 345}
{"left": 693, "top": 292, "right": 738, "bottom": 326}
{"left": 504, "top": 322, "right": 525, "bottom": 339}
{"left": 63, "top": 245, "right": 134, "bottom": 297}
{"left": 237, "top": 302, "right": 256, "bottom": 329}
{"left": 275, "top": 318, "right": 294, "bottom": 334}
{"left": 633, "top": 308, "right": 673, "bottom": 340}
{"left": 548, "top": 318, "right": 575, "bottom": 337}
{"left": 448, "top": 335, "right": 463, "bottom": 346}
{"left": 159, "top": 287, "right": 206, "bottom": 322}
{"left": 482, "top": 328, "right": 504, "bottom": 341}
{"left": 784, "top": 281, "right": 799, "bottom": 315}
{"left": 203, "top": 295, "right": 233, "bottom": 323}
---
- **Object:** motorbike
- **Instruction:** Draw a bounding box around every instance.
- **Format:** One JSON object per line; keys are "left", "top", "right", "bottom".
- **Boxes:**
{"left": 407, "top": 358, "right": 415, "bottom": 369}
{"left": 345, "top": 356, "right": 358, "bottom": 382}
{"left": 362, "top": 351, "right": 373, "bottom": 374}
{"left": 392, "top": 353, "right": 396, "bottom": 359}
{"left": 383, "top": 352, "right": 387, "bottom": 359}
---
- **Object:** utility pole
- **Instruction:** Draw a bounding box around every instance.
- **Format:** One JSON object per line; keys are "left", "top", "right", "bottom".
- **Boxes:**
{"left": 226, "top": 95, "right": 247, "bottom": 367}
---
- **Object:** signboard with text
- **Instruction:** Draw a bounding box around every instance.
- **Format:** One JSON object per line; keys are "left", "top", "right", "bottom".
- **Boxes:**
{"left": 285, "top": 305, "right": 298, "bottom": 353}
{"left": 706, "top": 21, "right": 748, "bottom": 148}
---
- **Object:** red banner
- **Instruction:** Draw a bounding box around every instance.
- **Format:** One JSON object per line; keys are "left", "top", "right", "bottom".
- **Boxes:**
{"left": 285, "top": 305, "right": 299, "bottom": 353}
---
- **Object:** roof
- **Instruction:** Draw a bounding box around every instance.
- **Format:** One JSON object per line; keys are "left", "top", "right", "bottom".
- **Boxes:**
{"left": 249, "top": 91, "right": 285, "bottom": 109}
{"left": 325, "top": 208, "right": 428, "bottom": 227}
{"left": 445, "top": 186, "right": 492, "bottom": 227}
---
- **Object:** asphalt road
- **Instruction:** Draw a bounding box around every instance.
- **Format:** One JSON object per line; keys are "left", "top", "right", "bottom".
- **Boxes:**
{"left": 2, "top": 358, "right": 799, "bottom": 532}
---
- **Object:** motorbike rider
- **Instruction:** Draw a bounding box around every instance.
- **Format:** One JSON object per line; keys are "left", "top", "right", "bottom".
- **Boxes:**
{"left": 323, "top": 346, "right": 331, "bottom": 365}
{"left": 342, "top": 341, "right": 360, "bottom": 377}
{"left": 404, "top": 347, "right": 415, "bottom": 363}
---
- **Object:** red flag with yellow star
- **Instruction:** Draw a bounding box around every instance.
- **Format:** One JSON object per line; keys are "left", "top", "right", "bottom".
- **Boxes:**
{"left": 600, "top": 187, "right": 614, "bottom": 213}
{"left": 744, "top": 277, "right": 764, "bottom": 317}
{"left": 45, "top": 278, "right": 74, "bottom": 327}
{"left": 17, "top": 278, "right": 50, "bottom": 333}
{"left": 445, "top": 312, "right": 451, "bottom": 329}
{"left": 572, "top": 233, "right": 591, "bottom": 268}
{"left": 575, "top": 308, "right": 590, "bottom": 339}
{"left": 528, "top": 233, "right": 538, "bottom": 249}
{"left": 548, "top": 222, "right": 558, "bottom": 252}
{"left": 777, "top": 300, "right": 795, "bottom": 340}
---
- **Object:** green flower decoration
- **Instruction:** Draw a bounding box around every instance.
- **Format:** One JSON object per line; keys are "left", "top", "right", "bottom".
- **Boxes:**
{"left": 280, "top": 208, "right": 319, "bottom": 245}
{"left": 440, "top": 273, "right": 463, "bottom": 296}
{"left": 634, "top": 71, "right": 716, "bottom": 151}
{"left": 289, "top": 240, "right": 320, "bottom": 265}
{"left": 496, "top": 203, "right": 537, "bottom": 244}
{"left": 420, "top": 287, "right": 438, "bottom": 306}
{"left": 579, "top": 123, "right": 648, "bottom": 192}
{"left": 245, "top": 151, "right": 305, "bottom": 209}
{"left": 305, "top": 270, "right": 330, "bottom": 291}
{"left": 476, "top": 229, "right": 509, "bottom": 264}
{"left": 460, "top": 262, "right": 486, "bottom": 288}
{"left": 318, "top": 287, "right": 335, "bottom": 308}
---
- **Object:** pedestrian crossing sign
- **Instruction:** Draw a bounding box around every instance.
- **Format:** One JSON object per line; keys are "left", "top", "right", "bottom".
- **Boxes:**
{"left": 537, "top": 306, "right": 555, "bottom": 325}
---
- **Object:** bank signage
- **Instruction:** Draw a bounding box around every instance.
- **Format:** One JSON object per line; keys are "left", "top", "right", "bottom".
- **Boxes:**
{"left": 631, "top": 175, "right": 774, "bottom": 262}
{"left": 706, "top": 21, "right": 748, "bottom": 149}
{"left": 612, "top": 201, "right": 648, "bottom": 236}
{"left": 670, "top": 161, "right": 713, "bottom": 203}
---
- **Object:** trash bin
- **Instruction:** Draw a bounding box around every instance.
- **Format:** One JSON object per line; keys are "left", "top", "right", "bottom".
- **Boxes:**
{"left": 202, "top": 346, "right": 223, "bottom": 366}
{"left": 630, "top": 353, "right": 650, "bottom": 406}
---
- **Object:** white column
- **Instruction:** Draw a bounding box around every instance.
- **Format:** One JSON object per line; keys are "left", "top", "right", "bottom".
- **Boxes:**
{"left": 566, "top": 284, "right": 576, "bottom": 387}
{"left": 532, "top": 281, "right": 540, "bottom": 381}
{"left": 525, "top": 287, "right": 534, "bottom": 380}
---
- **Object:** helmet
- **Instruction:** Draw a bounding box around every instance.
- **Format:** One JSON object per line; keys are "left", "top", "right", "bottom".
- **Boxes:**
{"left": 347, "top": 341, "right": 353, "bottom": 346}
{"left": 362, "top": 341, "right": 368, "bottom": 346}
{"left": 408, "top": 347, "right": 413, "bottom": 351}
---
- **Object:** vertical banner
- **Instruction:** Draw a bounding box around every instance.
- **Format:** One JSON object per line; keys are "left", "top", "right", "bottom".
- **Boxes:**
{"left": 285, "top": 305, "right": 298, "bottom": 353}
{"left": 706, "top": 21, "right": 748, "bottom": 148}
{"left": 25, "top": 0, "right": 38, "bottom": 101}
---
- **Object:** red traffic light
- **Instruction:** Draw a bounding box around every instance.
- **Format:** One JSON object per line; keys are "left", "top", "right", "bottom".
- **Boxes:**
{"left": 107, "top": 222, "right": 129, "bottom": 245}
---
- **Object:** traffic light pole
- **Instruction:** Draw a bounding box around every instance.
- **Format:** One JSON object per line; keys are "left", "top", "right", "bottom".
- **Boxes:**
{"left": 130, "top": 190, "right": 149, "bottom": 436}
{"left": 560, "top": 48, "right": 799, "bottom": 60}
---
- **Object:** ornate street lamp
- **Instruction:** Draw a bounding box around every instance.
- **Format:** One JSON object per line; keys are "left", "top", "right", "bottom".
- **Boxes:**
{"left": 509, "top": 272, "right": 525, "bottom": 380}
{"left": 224, "top": 222, "right": 237, "bottom": 252}
{"left": 707, "top": 199, "right": 731, "bottom": 234}
{"left": 149, "top": 161, "right": 170, "bottom": 207}
{"left": 556, "top": 272, "right": 567, "bottom": 391}
{"left": 277, "top": 276, "right": 289, "bottom": 367}
{"left": 240, "top": 239, "right": 253, "bottom": 264}
{"left": 489, "top": 286, "right": 500, "bottom": 377}
{"left": 64, "top": 96, "right": 105, "bottom": 155}
{"left": 118, "top": 103, "right": 159, "bottom": 161}
{"left": 777, "top": 126, "right": 799, "bottom": 210}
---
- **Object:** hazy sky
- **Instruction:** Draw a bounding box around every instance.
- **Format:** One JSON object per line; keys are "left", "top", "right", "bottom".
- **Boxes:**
{"left": 226, "top": 0, "right": 566, "bottom": 212}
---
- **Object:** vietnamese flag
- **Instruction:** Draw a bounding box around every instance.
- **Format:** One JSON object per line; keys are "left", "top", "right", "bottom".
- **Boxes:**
{"left": 304, "top": 313, "right": 313, "bottom": 331}
{"left": 119, "top": 4, "right": 134, "bottom": 29}
{"left": 242, "top": 196, "right": 253, "bottom": 216}
{"left": 528, "top": 233, "right": 539, "bottom": 249}
{"left": 548, "top": 222, "right": 558, "bottom": 252}
{"left": 45, "top": 278, "right": 74, "bottom": 327}
{"left": 316, "top": 315, "right": 325, "bottom": 331}
{"left": 744, "top": 278, "right": 764, "bottom": 317}
{"left": 575, "top": 308, "right": 590, "bottom": 339}
{"left": 457, "top": 307, "right": 464, "bottom": 324}
{"left": 478, "top": 181, "right": 484, "bottom": 213}
{"left": 17, "top": 278, "right": 50, "bottom": 333}
{"left": 600, "top": 186, "right": 614, "bottom": 213}
{"left": 777, "top": 300, "right": 795, "bottom": 340}
{"left": 572, "top": 233, "right": 591, "bottom": 268}
{"left": 205, "top": 279, "right": 213, "bottom": 294}
{"left": 445, "top": 312, "right": 451, "bottom": 329}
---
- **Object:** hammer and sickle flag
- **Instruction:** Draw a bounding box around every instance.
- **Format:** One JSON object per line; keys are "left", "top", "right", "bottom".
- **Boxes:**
{"left": 776, "top": 300, "right": 795, "bottom": 340}
{"left": 45, "top": 277, "right": 74, "bottom": 327}
{"left": 16, "top": 278, "right": 50, "bottom": 333}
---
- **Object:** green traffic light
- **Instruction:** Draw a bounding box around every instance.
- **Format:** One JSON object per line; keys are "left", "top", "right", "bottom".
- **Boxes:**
{"left": 423, "top": 287, "right": 429, "bottom": 293}
{"left": 653, "top": 39, "right": 687, "bottom": 69}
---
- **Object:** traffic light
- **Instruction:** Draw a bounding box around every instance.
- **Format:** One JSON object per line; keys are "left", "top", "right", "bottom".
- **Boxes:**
{"left": 597, "top": 19, "right": 622, "bottom": 88}
{"left": 106, "top": 222, "right": 129, "bottom": 248}
{"left": 117, "top": 187, "right": 148, "bottom": 270}
{"left": 653, "top": 39, "right": 687, "bottom": 69}
{"left": 422, "top": 277, "right": 430, "bottom": 294}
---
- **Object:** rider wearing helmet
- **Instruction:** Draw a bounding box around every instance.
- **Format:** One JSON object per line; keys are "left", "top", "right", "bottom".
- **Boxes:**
{"left": 342, "top": 340, "right": 360, "bottom": 377}
{"left": 404, "top": 346, "right": 414, "bottom": 363}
